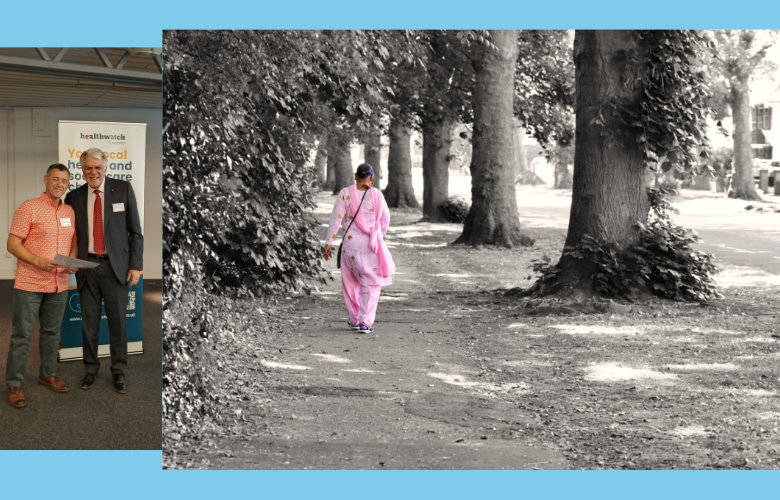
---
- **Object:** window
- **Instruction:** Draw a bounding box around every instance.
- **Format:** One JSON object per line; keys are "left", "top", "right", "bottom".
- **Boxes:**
{"left": 753, "top": 146, "right": 773, "bottom": 159}
{"left": 752, "top": 105, "right": 772, "bottom": 130}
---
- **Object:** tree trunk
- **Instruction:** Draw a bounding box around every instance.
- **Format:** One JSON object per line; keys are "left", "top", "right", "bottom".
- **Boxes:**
{"left": 314, "top": 138, "right": 327, "bottom": 189}
{"left": 549, "top": 30, "right": 651, "bottom": 296}
{"left": 554, "top": 159, "right": 572, "bottom": 189}
{"left": 384, "top": 118, "right": 419, "bottom": 208}
{"left": 454, "top": 30, "right": 533, "bottom": 247}
{"left": 422, "top": 117, "right": 454, "bottom": 222}
{"left": 729, "top": 77, "right": 762, "bottom": 201}
{"left": 364, "top": 130, "right": 382, "bottom": 187}
{"left": 514, "top": 117, "right": 529, "bottom": 175}
{"left": 324, "top": 133, "right": 336, "bottom": 191}
{"left": 332, "top": 133, "right": 354, "bottom": 194}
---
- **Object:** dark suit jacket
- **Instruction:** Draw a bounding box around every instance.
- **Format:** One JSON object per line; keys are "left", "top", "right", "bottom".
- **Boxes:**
{"left": 65, "top": 176, "right": 144, "bottom": 289}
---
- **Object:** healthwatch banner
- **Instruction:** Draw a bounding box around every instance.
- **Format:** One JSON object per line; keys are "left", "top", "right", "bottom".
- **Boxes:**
{"left": 58, "top": 120, "right": 146, "bottom": 361}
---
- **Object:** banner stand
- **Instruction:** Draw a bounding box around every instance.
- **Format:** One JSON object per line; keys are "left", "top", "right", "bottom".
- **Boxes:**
{"left": 57, "top": 120, "right": 146, "bottom": 362}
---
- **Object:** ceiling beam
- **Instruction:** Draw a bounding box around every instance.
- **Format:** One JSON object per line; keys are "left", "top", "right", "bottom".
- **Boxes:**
{"left": 36, "top": 48, "right": 51, "bottom": 61}
{"left": 0, "top": 55, "right": 162, "bottom": 86}
{"left": 53, "top": 48, "right": 69, "bottom": 62}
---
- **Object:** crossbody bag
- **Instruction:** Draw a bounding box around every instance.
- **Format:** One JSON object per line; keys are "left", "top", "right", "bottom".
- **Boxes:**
{"left": 337, "top": 187, "right": 370, "bottom": 269}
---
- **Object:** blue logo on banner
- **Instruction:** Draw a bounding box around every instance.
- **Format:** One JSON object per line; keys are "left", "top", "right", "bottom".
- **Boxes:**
{"left": 69, "top": 292, "right": 81, "bottom": 312}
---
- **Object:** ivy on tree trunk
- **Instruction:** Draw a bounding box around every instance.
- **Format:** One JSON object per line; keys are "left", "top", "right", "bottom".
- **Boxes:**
{"left": 384, "top": 118, "right": 419, "bottom": 208}
{"left": 454, "top": 30, "right": 534, "bottom": 248}
{"left": 422, "top": 117, "right": 454, "bottom": 222}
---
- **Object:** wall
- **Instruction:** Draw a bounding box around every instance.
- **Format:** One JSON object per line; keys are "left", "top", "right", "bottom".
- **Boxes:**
{"left": 0, "top": 107, "right": 162, "bottom": 280}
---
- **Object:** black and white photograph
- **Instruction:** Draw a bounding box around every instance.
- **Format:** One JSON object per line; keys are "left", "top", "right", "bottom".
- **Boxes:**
{"left": 161, "top": 30, "right": 780, "bottom": 470}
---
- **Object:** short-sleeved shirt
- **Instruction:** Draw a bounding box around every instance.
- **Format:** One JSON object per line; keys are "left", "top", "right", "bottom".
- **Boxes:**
{"left": 9, "top": 193, "right": 77, "bottom": 293}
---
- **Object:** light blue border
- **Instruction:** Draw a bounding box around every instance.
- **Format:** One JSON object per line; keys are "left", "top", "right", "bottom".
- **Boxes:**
{"left": 2, "top": 1, "right": 779, "bottom": 499}
{"left": 3, "top": 0, "right": 780, "bottom": 46}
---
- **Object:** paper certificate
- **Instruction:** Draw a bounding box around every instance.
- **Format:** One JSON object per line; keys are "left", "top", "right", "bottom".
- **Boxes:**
{"left": 52, "top": 254, "right": 100, "bottom": 269}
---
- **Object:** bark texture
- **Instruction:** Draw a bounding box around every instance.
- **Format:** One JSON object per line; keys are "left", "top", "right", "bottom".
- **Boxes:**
{"left": 384, "top": 118, "right": 419, "bottom": 208}
{"left": 729, "top": 78, "right": 762, "bottom": 201}
{"left": 551, "top": 30, "right": 651, "bottom": 294}
{"left": 454, "top": 30, "right": 533, "bottom": 247}
{"left": 364, "top": 130, "right": 382, "bottom": 187}
{"left": 422, "top": 118, "right": 454, "bottom": 222}
{"left": 332, "top": 134, "right": 354, "bottom": 194}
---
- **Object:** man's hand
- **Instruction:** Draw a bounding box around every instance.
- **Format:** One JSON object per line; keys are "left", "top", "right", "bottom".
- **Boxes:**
{"left": 126, "top": 269, "right": 141, "bottom": 286}
{"left": 36, "top": 257, "right": 56, "bottom": 272}
{"left": 65, "top": 267, "right": 78, "bottom": 274}
{"left": 323, "top": 244, "right": 332, "bottom": 261}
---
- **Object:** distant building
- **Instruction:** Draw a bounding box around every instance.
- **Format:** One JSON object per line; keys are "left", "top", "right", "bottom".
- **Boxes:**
{"left": 752, "top": 88, "right": 778, "bottom": 160}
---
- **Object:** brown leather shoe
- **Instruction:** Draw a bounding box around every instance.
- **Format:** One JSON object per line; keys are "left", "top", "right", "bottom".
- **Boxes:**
{"left": 39, "top": 376, "right": 70, "bottom": 393}
{"left": 8, "top": 387, "right": 26, "bottom": 408}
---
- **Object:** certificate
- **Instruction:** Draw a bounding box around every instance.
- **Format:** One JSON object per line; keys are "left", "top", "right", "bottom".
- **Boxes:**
{"left": 52, "top": 254, "right": 100, "bottom": 269}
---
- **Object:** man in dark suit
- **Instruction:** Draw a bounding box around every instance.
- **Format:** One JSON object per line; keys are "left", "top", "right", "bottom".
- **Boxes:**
{"left": 65, "top": 148, "right": 143, "bottom": 393}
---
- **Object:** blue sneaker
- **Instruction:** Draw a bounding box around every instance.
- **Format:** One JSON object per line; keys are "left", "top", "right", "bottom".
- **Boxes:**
{"left": 347, "top": 321, "right": 359, "bottom": 331}
{"left": 358, "top": 322, "right": 373, "bottom": 334}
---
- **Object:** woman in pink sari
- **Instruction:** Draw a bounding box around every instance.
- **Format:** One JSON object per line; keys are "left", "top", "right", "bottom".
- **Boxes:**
{"left": 323, "top": 164, "right": 395, "bottom": 333}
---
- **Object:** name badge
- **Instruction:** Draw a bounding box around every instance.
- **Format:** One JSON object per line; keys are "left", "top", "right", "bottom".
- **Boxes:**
{"left": 60, "top": 218, "right": 71, "bottom": 227}
{"left": 113, "top": 203, "right": 125, "bottom": 212}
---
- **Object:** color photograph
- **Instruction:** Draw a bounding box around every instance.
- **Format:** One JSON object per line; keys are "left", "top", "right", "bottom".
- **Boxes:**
{"left": 0, "top": 47, "right": 162, "bottom": 449}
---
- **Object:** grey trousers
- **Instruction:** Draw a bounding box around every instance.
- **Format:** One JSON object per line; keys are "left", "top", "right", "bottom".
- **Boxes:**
{"left": 80, "top": 257, "right": 128, "bottom": 375}
{"left": 5, "top": 289, "right": 67, "bottom": 387}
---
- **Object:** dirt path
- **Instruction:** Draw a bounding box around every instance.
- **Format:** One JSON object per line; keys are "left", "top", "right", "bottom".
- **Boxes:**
{"left": 169, "top": 192, "right": 779, "bottom": 470}
{"left": 192, "top": 208, "right": 567, "bottom": 470}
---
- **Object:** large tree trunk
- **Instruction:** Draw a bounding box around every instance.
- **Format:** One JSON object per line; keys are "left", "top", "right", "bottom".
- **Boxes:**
{"left": 314, "top": 138, "right": 327, "bottom": 189}
{"left": 364, "top": 130, "right": 382, "bottom": 187}
{"left": 454, "top": 30, "right": 533, "bottom": 247}
{"left": 729, "top": 77, "right": 762, "bottom": 201}
{"left": 332, "top": 135, "right": 354, "bottom": 194}
{"left": 549, "top": 30, "right": 650, "bottom": 296}
{"left": 384, "top": 118, "right": 419, "bottom": 208}
{"left": 324, "top": 133, "right": 336, "bottom": 191}
{"left": 422, "top": 117, "right": 454, "bottom": 222}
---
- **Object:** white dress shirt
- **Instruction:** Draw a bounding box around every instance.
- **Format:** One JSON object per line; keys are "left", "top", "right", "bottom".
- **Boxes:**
{"left": 87, "top": 177, "right": 106, "bottom": 255}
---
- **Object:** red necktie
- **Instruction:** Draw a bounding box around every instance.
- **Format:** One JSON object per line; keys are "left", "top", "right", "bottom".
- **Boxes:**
{"left": 94, "top": 189, "right": 105, "bottom": 255}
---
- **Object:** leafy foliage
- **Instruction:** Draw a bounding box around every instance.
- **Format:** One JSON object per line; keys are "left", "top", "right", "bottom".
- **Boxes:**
{"left": 630, "top": 31, "right": 714, "bottom": 176}
{"left": 163, "top": 30, "right": 407, "bottom": 428}
{"left": 439, "top": 196, "right": 471, "bottom": 223}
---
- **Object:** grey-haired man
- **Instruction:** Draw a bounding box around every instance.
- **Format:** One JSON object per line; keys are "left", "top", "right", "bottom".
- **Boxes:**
{"left": 65, "top": 148, "right": 143, "bottom": 393}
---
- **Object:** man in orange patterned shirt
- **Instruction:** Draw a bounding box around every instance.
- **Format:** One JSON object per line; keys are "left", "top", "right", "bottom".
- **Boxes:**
{"left": 5, "top": 164, "right": 79, "bottom": 408}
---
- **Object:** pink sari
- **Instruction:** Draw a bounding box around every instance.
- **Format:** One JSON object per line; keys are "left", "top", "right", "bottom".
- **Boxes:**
{"left": 347, "top": 184, "right": 396, "bottom": 278}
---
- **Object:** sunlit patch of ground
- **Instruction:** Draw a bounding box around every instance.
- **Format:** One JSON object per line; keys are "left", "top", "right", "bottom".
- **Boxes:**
{"left": 311, "top": 353, "right": 351, "bottom": 363}
{"left": 583, "top": 362, "right": 678, "bottom": 383}
{"left": 261, "top": 360, "right": 311, "bottom": 370}
{"left": 665, "top": 363, "right": 739, "bottom": 371}
{"left": 669, "top": 425, "right": 708, "bottom": 438}
{"left": 716, "top": 267, "right": 780, "bottom": 288}
{"left": 551, "top": 324, "right": 641, "bottom": 335}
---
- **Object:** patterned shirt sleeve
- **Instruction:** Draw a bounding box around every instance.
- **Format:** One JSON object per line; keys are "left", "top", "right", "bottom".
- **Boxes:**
{"left": 325, "top": 191, "right": 347, "bottom": 246}
{"left": 9, "top": 202, "right": 31, "bottom": 239}
{"left": 379, "top": 192, "right": 390, "bottom": 236}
